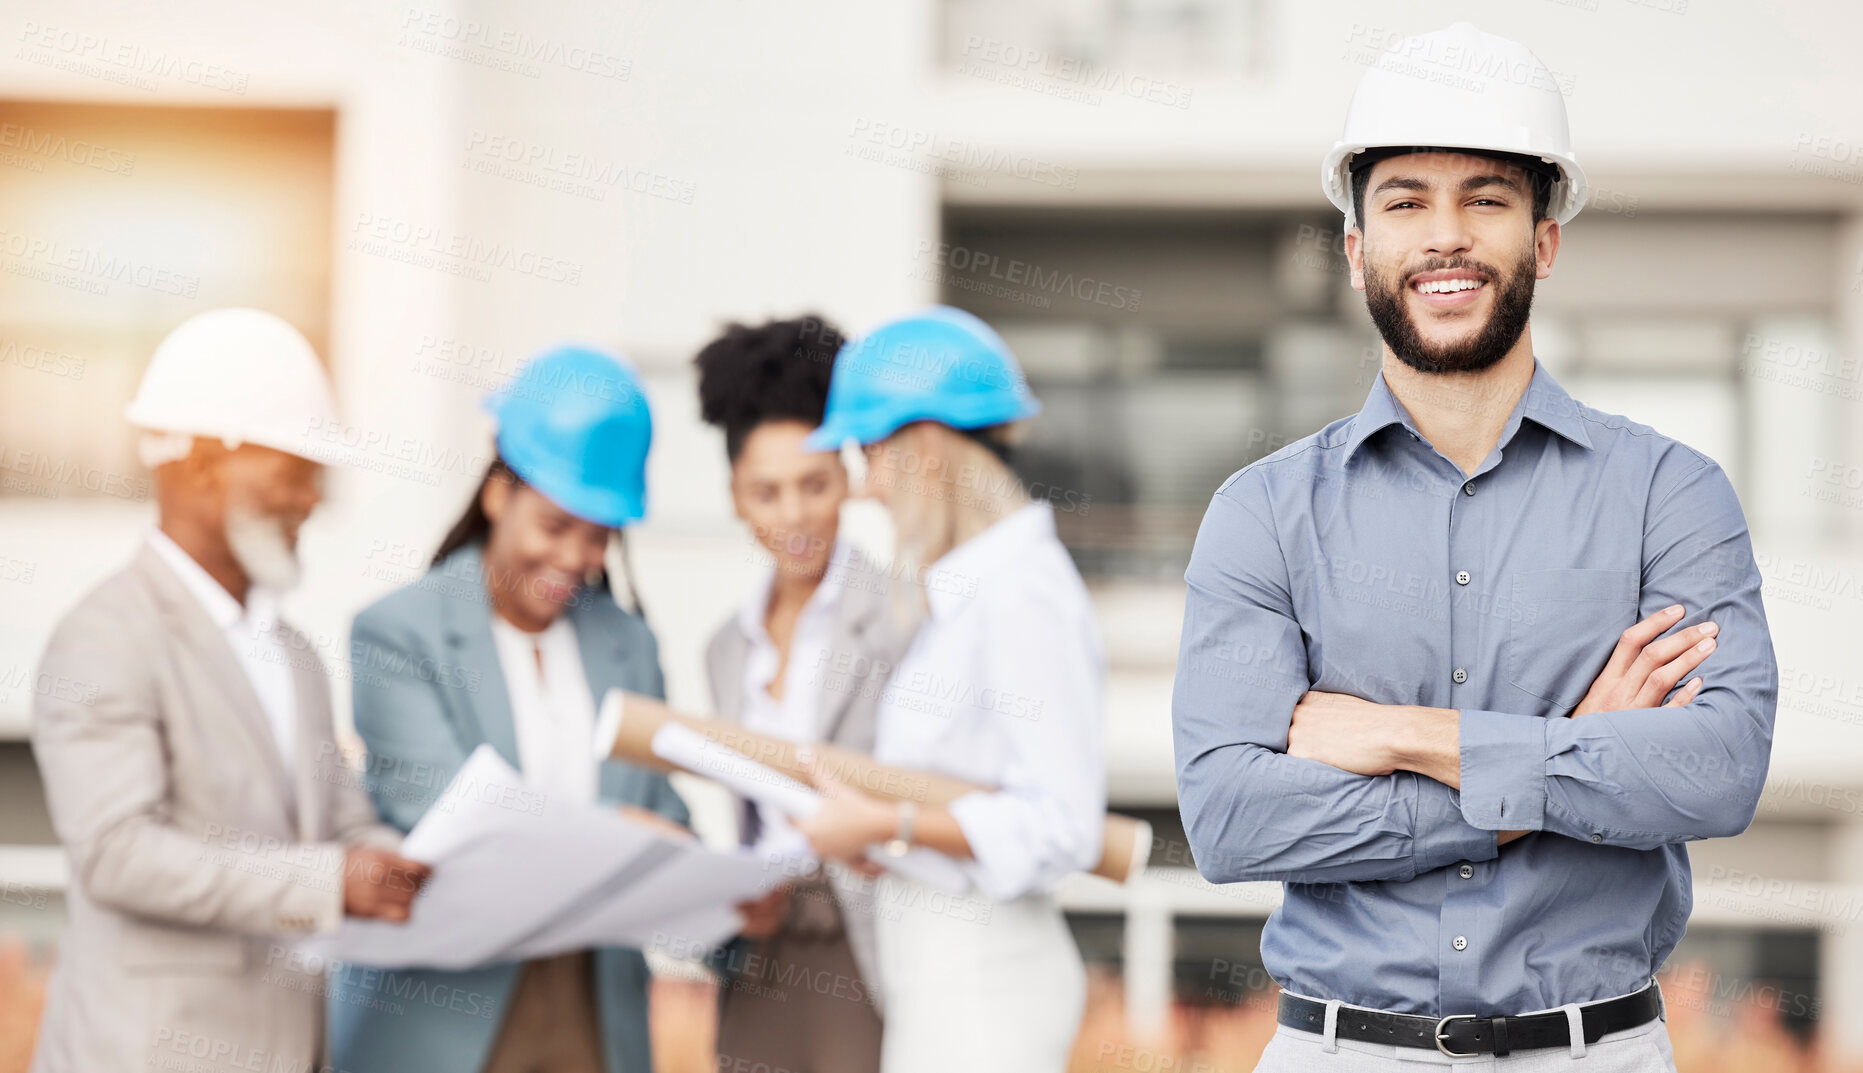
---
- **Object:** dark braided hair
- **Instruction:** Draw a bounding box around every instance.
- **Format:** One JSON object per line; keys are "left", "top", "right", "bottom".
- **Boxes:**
{"left": 431, "top": 457, "right": 518, "bottom": 566}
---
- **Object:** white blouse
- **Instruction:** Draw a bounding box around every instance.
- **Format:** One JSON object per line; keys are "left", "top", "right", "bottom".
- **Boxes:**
{"left": 735, "top": 540, "right": 849, "bottom": 854}
{"left": 489, "top": 614, "right": 599, "bottom": 805}
{"left": 872, "top": 503, "right": 1106, "bottom": 902}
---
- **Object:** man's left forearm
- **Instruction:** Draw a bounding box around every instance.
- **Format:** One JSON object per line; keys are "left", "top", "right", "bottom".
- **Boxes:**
{"left": 1382, "top": 707, "right": 1532, "bottom": 844}
{"left": 1289, "top": 700, "right": 1526, "bottom": 845}
{"left": 1385, "top": 704, "right": 1461, "bottom": 788}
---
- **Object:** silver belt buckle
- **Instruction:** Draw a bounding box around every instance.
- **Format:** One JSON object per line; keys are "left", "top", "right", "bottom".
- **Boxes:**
{"left": 1434, "top": 1013, "right": 1480, "bottom": 1057}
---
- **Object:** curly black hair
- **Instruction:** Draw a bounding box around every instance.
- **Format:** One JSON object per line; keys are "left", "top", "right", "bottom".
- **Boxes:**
{"left": 694, "top": 314, "right": 844, "bottom": 462}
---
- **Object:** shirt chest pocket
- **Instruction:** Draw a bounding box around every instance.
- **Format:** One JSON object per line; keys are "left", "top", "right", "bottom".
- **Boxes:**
{"left": 1501, "top": 568, "right": 1640, "bottom": 710}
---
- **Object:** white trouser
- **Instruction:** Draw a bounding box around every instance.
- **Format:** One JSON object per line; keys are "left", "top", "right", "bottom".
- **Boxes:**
{"left": 873, "top": 875, "right": 1086, "bottom": 1073}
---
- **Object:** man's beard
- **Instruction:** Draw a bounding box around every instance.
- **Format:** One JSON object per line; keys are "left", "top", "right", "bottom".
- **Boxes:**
{"left": 226, "top": 497, "right": 302, "bottom": 592}
{"left": 1364, "top": 247, "right": 1537, "bottom": 375}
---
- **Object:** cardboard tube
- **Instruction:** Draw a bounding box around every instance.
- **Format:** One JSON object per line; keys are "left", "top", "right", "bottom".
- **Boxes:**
{"left": 596, "top": 690, "right": 1150, "bottom": 885}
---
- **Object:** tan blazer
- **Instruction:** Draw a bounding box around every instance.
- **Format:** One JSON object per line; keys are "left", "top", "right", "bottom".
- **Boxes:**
{"left": 704, "top": 545, "right": 917, "bottom": 1004}
{"left": 28, "top": 544, "right": 399, "bottom": 1073}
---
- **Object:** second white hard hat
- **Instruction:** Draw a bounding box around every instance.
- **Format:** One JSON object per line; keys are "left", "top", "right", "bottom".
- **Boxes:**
{"left": 125, "top": 308, "right": 338, "bottom": 466}
{"left": 1321, "top": 23, "right": 1587, "bottom": 231}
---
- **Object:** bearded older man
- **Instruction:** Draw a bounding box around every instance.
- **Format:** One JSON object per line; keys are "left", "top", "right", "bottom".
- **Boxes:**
{"left": 29, "top": 309, "right": 429, "bottom": 1073}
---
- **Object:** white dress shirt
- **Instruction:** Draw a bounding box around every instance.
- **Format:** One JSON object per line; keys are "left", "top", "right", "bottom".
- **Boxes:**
{"left": 489, "top": 613, "right": 600, "bottom": 805}
{"left": 872, "top": 502, "right": 1106, "bottom": 903}
{"left": 145, "top": 529, "right": 296, "bottom": 770}
{"left": 736, "top": 539, "right": 849, "bottom": 855}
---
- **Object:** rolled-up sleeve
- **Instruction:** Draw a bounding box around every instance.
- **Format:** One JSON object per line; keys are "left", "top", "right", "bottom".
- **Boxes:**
{"left": 1175, "top": 473, "right": 1499, "bottom": 884}
{"left": 947, "top": 585, "right": 1106, "bottom": 902}
{"left": 1456, "top": 457, "right": 1777, "bottom": 849}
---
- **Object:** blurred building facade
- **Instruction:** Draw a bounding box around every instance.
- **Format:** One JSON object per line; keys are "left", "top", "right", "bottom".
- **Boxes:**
{"left": 2, "top": 0, "right": 1861, "bottom": 1062}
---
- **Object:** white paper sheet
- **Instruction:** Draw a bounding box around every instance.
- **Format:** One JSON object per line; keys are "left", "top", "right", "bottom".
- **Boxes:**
{"left": 507, "top": 841, "right": 781, "bottom": 959}
{"left": 310, "top": 744, "right": 783, "bottom": 969}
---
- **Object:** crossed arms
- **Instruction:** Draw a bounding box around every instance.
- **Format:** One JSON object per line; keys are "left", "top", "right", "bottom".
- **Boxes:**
{"left": 1171, "top": 459, "right": 1779, "bottom": 886}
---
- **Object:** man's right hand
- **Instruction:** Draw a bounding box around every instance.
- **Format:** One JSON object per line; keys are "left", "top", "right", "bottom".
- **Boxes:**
{"left": 342, "top": 845, "right": 431, "bottom": 922}
{"left": 1571, "top": 604, "right": 1717, "bottom": 718}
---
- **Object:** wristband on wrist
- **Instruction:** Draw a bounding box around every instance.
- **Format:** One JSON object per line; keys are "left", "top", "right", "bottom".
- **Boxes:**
{"left": 884, "top": 800, "right": 917, "bottom": 858}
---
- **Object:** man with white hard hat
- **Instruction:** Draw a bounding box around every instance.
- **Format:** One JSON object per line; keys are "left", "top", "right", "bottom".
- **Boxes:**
{"left": 1174, "top": 23, "right": 1774, "bottom": 1070}
{"left": 29, "top": 308, "right": 430, "bottom": 1073}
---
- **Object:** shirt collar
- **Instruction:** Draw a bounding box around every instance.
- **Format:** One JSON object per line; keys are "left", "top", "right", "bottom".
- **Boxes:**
{"left": 923, "top": 502, "right": 1055, "bottom": 622}
{"left": 1514, "top": 360, "right": 1594, "bottom": 450}
{"left": 145, "top": 528, "right": 279, "bottom": 631}
{"left": 1342, "top": 358, "right": 1592, "bottom": 465}
{"left": 1340, "top": 369, "right": 1415, "bottom": 464}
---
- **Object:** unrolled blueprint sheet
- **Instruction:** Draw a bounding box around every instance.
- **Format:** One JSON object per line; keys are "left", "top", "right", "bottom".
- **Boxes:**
{"left": 312, "top": 744, "right": 783, "bottom": 970}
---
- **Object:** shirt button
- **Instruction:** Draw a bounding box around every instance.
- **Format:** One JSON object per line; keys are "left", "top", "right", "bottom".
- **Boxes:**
{"left": 1459, "top": 864, "right": 1474, "bottom": 879}
{"left": 1452, "top": 935, "right": 1468, "bottom": 951}
{"left": 1455, "top": 570, "right": 1471, "bottom": 586}
{"left": 1590, "top": 833, "right": 1604, "bottom": 843}
{"left": 1452, "top": 668, "right": 1468, "bottom": 684}
{"left": 1463, "top": 481, "right": 1476, "bottom": 496}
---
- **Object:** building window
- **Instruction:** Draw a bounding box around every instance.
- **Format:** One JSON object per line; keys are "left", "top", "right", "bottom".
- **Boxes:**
{"left": 0, "top": 102, "right": 336, "bottom": 502}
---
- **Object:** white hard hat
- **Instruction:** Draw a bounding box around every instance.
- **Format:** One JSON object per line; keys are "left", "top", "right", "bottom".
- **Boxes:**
{"left": 126, "top": 308, "right": 337, "bottom": 466}
{"left": 1322, "top": 22, "right": 1587, "bottom": 231}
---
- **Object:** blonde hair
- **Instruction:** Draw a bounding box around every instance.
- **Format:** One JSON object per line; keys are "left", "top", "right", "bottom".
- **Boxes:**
{"left": 878, "top": 422, "right": 1029, "bottom": 625}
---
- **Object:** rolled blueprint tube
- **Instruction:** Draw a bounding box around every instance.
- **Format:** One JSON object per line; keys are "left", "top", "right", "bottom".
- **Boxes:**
{"left": 594, "top": 688, "right": 1151, "bottom": 884}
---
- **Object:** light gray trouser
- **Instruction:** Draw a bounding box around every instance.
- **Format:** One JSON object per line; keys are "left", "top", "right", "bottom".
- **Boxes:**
{"left": 1253, "top": 991, "right": 1676, "bottom": 1072}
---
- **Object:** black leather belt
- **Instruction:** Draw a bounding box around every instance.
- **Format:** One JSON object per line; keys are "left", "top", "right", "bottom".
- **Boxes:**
{"left": 1277, "top": 984, "right": 1662, "bottom": 1057}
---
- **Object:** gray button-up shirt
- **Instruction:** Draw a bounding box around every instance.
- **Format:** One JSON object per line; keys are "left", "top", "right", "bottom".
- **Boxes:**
{"left": 1172, "top": 360, "right": 1778, "bottom": 1017}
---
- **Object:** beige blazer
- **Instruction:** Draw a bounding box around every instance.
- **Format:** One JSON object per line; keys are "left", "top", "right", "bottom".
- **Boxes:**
{"left": 704, "top": 545, "right": 917, "bottom": 1004}
{"left": 28, "top": 544, "right": 399, "bottom": 1073}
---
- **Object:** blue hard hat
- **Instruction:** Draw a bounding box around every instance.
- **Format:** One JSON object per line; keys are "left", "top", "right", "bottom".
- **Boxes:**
{"left": 482, "top": 345, "right": 651, "bottom": 527}
{"left": 802, "top": 306, "right": 1041, "bottom": 452}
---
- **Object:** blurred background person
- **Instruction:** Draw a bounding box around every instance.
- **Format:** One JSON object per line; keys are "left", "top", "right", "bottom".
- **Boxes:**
{"left": 326, "top": 347, "right": 689, "bottom": 1073}
{"left": 693, "top": 314, "right": 903, "bottom": 1073}
{"left": 795, "top": 307, "right": 1106, "bottom": 1073}
{"left": 27, "top": 309, "right": 426, "bottom": 1073}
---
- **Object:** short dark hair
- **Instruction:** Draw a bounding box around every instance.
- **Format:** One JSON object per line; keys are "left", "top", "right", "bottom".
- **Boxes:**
{"left": 694, "top": 314, "right": 844, "bottom": 462}
{"left": 1350, "top": 146, "right": 1554, "bottom": 228}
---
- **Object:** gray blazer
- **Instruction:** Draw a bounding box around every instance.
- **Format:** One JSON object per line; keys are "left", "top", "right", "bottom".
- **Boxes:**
{"left": 327, "top": 544, "right": 687, "bottom": 1073}
{"left": 703, "top": 545, "right": 916, "bottom": 1003}
{"left": 30, "top": 544, "right": 400, "bottom": 1073}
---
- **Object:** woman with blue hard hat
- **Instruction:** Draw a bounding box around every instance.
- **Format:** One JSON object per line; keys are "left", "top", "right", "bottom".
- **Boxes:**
{"left": 327, "top": 346, "right": 690, "bottom": 1073}
{"left": 792, "top": 306, "right": 1106, "bottom": 1073}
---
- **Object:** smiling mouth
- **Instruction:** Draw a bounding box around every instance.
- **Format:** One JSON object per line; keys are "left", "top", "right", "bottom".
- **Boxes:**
{"left": 1408, "top": 271, "right": 1490, "bottom": 306}
{"left": 1414, "top": 278, "right": 1484, "bottom": 294}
